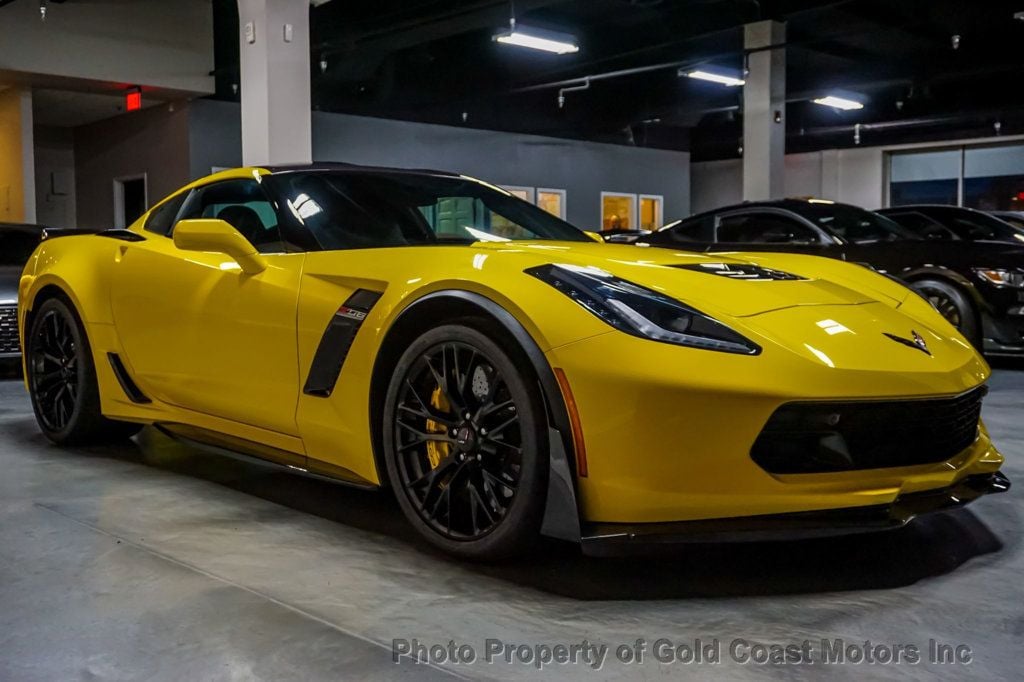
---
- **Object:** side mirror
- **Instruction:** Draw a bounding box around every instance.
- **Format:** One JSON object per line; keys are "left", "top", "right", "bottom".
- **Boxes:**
{"left": 583, "top": 230, "right": 606, "bottom": 243}
{"left": 173, "top": 219, "right": 267, "bottom": 275}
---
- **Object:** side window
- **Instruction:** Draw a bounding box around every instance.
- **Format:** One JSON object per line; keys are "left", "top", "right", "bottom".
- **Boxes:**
{"left": 886, "top": 211, "right": 954, "bottom": 240}
{"left": 175, "top": 179, "right": 284, "bottom": 253}
{"left": 716, "top": 213, "right": 818, "bottom": 244}
{"left": 144, "top": 192, "right": 188, "bottom": 236}
{"left": 646, "top": 216, "right": 713, "bottom": 245}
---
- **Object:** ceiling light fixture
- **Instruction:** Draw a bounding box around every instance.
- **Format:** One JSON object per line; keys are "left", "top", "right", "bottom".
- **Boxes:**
{"left": 813, "top": 95, "right": 865, "bottom": 111}
{"left": 495, "top": 21, "right": 579, "bottom": 54}
{"left": 495, "top": 1, "right": 578, "bottom": 54}
{"left": 682, "top": 68, "right": 746, "bottom": 87}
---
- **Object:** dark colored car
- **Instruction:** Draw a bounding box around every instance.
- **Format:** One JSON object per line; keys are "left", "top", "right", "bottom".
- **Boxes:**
{"left": 990, "top": 211, "right": 1024, "bottom": 232}
{"left": 600, "top": 228, "right": 651, "bottom": 244}
{"left": 879, "top": 205, "right": 1024, "bottom": 245}
{"left": 642, "top": 199, "right": 1024, "bottom": 355}
{"left": 0, "top": 223, "right": 49, "bottom": 360}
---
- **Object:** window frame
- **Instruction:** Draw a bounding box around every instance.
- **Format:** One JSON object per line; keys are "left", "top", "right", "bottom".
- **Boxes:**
{"left": 499, "top": 185, "right": 536, "bottom": 203}
{"left": 638, "top": 193, "right": 664, "bottom": 231}
{"left": 536, "top": 188, "right": 567, "bottom": 219}
{"left": 712, "top": 208, "right": 831, "bottom": 245}
{"left": 600, "top": 191, "right": 638, "bottom": 232}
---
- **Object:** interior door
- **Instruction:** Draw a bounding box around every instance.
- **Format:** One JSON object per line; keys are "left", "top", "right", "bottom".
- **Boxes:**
{"left": 110, "top": 178, "right": 304, "bottom": 437}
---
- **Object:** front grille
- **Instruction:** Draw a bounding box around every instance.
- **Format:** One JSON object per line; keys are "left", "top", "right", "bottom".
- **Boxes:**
{"left": 752, "top": 386, "right": 985, "bottom": 473}
{"left": 0, "top": 305, "right": 19, "bottom": 355}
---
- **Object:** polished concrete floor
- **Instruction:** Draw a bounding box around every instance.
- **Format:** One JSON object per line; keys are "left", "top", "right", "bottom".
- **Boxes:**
{"left": 1, "top": 363, "right": 1022, "bottom": 681}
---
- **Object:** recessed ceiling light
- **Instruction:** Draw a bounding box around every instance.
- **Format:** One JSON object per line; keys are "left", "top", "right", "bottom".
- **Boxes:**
{"left": 813, "top": 95, "right": 865, "bottom": 111}
{"left": 683, "top": 68, "right": 745, "bottom": 87}
{"left": 494, "top": 23, "right": 579, "bottom": 54}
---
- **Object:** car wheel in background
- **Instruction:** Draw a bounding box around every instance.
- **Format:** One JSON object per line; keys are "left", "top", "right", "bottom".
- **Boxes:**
{"left": 911, "top": 279, "right": 981, "bottom": 349}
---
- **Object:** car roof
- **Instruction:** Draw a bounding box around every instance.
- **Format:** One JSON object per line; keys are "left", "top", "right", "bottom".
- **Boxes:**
{"left": 675, "top": 198, "right": 859, "bottom": 225}
{"left": 263, "top": 162, "right": 460, "bottom": 179}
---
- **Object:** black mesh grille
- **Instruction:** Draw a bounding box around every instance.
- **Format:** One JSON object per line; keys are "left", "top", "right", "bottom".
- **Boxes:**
{"left": 0, "top": 305, "right": 19, "bottom": 355}
{"left": 752, "top": 386, "right": 985, "bottom": 473}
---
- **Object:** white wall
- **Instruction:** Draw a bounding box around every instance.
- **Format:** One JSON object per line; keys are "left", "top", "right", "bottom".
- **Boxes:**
{"left": 188, "top": 100, "right": 691, "bottom": 230}
{"left": 0, "top": 0, "right": 213, "bottom": 95}
{"left": 34, "top": 126, "right": 76, "bottom": 229}
{"left": 692, "top": 146, "right": 886, "bottom": 213}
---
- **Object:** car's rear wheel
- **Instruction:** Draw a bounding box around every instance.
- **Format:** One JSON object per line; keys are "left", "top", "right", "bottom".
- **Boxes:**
{"left": 27, "top": 297, "right": 142, "bottom": 445}
{"left": 383, "top": 324, "right": 547, "bottom": 560}
{"left": 911, "top": 279, "right": 981, "bottom": 349}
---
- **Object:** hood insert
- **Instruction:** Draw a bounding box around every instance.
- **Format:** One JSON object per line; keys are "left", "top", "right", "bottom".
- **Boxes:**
{"left": 671, "top": 263, "right": 806, "bottom": 281}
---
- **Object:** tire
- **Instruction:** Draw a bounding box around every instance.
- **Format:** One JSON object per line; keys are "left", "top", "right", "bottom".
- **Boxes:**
{"left": 911, "top": 279, "right": 981, "bottom": 349}
{"left": 26, "top": 297, "right": 143, "bottom": 445}
{"left": 382, "top": 323, "right": 548, "bottom": 561}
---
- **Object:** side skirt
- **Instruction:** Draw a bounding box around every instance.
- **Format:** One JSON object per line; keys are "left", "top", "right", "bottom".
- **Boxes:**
{"left": 154, "top": 424, "right": 377, "bottom": 490}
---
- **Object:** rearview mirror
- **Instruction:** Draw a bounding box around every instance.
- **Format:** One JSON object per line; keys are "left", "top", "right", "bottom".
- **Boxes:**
{"left": 173, "top": 219, "right": 267, "bottom": 275}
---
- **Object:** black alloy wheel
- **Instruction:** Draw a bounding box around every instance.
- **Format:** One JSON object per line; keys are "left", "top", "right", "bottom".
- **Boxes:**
{"left": 27, "top": 297, "right": 142, "bottom": 445}
{"left": 911, "top": 279, "right": 981, "bottom": 349}
{"left": 29, "top": 304, "right": 80, "bottom": 433}
{"left": 383, "top": 324, "right": 547, "bottom": 560}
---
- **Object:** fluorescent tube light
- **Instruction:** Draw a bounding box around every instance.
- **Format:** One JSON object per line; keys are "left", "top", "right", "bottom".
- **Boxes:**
{"left": 684, "top": 69, "right": 745, "bottom": 87}
{"left": 813, "top": 95, "right": 864, "bottom": 110}
{"left": 495, "top": 27, "right": 579, "bottom": 54}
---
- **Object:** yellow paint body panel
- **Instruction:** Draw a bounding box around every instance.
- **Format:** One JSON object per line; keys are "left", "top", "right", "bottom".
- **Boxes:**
{"left": 18, "top": 167, "right": 1005, "bottom": 525}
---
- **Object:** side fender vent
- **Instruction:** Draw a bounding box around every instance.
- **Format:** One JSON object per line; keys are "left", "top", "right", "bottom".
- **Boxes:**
{"left": 107, "top": 353, "right": 151, "bottom": 404}
{"left": 304, "top": 289, "right": 383, "bottom": 397}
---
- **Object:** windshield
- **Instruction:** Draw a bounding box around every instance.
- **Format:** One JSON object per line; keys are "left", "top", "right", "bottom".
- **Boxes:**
{"left": 0, "top": 228, "right": 41, "bottom": 266}
{"left": 925, "top": 208, "right": 1024, "bottom": 242}
{"left": 795, "top": 203, "right": 918, "bottom": 244}
{"left": 269, "top": 171, "right": 587, "bottom": 250}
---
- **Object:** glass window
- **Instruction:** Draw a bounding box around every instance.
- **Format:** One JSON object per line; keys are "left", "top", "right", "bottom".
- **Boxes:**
{"left": 639, "top": 195, "right": 663, "bottom": 231}
{"left": 500, "top": 186, "right": 535, "bottom": 203}
{"left": 889, "top": 149, "right": 960, "bottom": 207}
{"left": 0, "top": 228, "right": 42, "bottom": 266}
{"left": 144, "top": 192, "right": 188, "bottom": 236}
{"left": 537, "top": 189, "right": 565, "bottom": 219}
{"left": 716, "top": 213, "right": 819, "bottom": 244}
{"left": 913, "top": 207, "right": 1020, "bottom": 242}
{"left": 881, "top": 211, "right": 957, "bottom": 240}
{"left": 176, "top": 179, "right": 284, "bottom": 253}
{"left": 963, "top": 144, "right": 1024, "bottom": 211}
{"left": 601, "top": 193, "right": 636, "bottom": 231}
{"left": 270, "top": 172, "right": 586, "bottom": 250}
{"left": 797, "top": 203, "right": 914, "bottom": 243}
{"left": 645, "top": 215, "right": 714, "bottom": 245}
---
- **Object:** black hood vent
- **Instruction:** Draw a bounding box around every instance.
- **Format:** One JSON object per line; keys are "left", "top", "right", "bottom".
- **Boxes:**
{"left": 671, "top": 263, "right": 806, "bottom": 281}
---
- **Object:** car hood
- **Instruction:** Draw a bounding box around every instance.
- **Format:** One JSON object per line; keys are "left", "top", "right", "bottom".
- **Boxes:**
{"left": 477, "top": 241, "right": 888, "bottom": 317}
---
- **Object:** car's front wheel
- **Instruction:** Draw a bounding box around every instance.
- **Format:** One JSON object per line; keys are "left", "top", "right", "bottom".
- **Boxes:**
{"left": 26, "top": 297, "right": 142, "bottom": 445}
{"left": 383, "top": 324, "right": 548, "bottom": 560}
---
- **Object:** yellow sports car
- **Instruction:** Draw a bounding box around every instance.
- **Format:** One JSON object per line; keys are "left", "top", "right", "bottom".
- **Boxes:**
{"left": 18, "top": 165, "right": 1009, "bottom": 559}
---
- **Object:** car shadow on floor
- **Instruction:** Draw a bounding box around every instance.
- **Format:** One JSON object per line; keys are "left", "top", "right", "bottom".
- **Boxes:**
{"left": 16, "top": 420, "right": 1004, "bottom": 602}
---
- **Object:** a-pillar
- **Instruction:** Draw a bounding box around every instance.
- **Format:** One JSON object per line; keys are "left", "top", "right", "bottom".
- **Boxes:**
{"left": 237, "top": 0, "right": 312, "bottom": 166}
{"left": 742, "top": 20, "right": 786, "bottom": 201}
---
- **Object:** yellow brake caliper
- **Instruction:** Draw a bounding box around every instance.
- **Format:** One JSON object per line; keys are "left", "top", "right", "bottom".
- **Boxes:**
{"left": 425, "top": 386, "right": 451, "bottom": 469}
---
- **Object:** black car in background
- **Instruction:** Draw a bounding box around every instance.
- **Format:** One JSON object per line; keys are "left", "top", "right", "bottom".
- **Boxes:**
{"left": 0, "top": 223, "right": 49, "bottom": 361}
{"left": 641, "top": 199, "right": 1024, "bottom": 355}
{"left": 879, "top": 205, "right": 1024, "bottom": 245}
{"left": 990, "top": 211, "right": 1024, "bottom": 233}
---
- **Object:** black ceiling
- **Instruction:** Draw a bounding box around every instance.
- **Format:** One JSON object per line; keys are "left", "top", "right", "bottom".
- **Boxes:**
{"left": 211, "top": 0, "right": 1024, "bottom": 160}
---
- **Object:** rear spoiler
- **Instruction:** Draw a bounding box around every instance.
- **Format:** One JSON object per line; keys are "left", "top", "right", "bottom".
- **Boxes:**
{"left": 42, "top": 228, "right": 146, "bottom": 243}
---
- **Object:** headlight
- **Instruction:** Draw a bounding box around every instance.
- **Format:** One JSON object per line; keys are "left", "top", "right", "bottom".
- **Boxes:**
{"left": 526, "top": 264, "right": 761, "bottom": 355}
{"left": 974, "top": 268, "right": 1024, "bottom": 288}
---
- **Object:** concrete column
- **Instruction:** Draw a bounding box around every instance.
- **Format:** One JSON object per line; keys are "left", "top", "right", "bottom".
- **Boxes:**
{"left": 742, "top": 20, "right": 785, "bottom": 201}
{"left": 237, "top": 0, "right": 312, "bottom": 167}
{"left": 0, "top": 87, "right": 35, "bottom": 223}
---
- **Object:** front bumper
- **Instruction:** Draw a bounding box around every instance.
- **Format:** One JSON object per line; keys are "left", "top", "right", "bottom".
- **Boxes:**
{"left": 581, "top": 471, "right": 1010, "bottom": 556}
